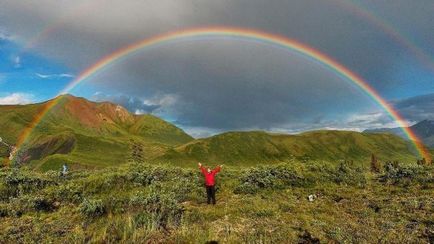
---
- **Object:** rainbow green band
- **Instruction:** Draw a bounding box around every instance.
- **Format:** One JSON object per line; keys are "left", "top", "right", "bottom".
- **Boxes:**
{"left": 16, "top": 26, "right": 431, "bottom": 161}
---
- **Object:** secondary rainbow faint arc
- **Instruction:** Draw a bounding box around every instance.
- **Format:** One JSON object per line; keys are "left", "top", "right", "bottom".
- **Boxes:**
{"left": 15, "top": 26, "right": 431, "bottom": 161}
{"left": 334, "top": 0, "right": 434, "bottom": 73}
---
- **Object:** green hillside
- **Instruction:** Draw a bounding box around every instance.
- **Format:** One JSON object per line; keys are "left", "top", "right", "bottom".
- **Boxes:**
{"left": 1, "top": 95, "right": 427, "bottom": 171}
{"left": 129, "top": 114, "right": 193, "bottom": 145}
{"left": 162, "top": 130, "right": 418, "bottom": 165}
{"left": 0, "top": 95, "right": 193, "bottom": 169}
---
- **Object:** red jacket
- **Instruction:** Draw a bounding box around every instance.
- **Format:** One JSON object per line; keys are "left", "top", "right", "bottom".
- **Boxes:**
{"left": 200, "top": 165, "right": 221, "bottom": 186}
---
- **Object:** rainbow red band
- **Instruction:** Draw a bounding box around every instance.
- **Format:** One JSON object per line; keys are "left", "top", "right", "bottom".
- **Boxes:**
{"left": 16, "top": 26, "right": 431, "bottom": 161}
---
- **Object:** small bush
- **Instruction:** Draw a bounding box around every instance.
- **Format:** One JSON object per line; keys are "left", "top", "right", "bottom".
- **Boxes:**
{"left": 79, "top": 198, "right": 106, "bottom": 218}
{"left": 127, "top": 164, "right": 169, "bottom": 186}
{"left": 44, "top": 170, "right": 61, "bottom": 179}
{"left": 2, "top": 169, "right": 55, "bottom": 197}
{"left": 0, "top": 183, "right": 15, "bottom": 201}
{"left": 31, "top": 195, "right": 55, "bottom": 212}
{"left": 254, "top": 208, "right": 275, "bottom": 218}
{"left": 0, "top": 203, "right": 10, "bottom": 217}
{"left": 329, "top": 161, "right": 366, "bottom": 187}
{"left": 234, "top": 164, "right": 308, "bottom": 194}
{"left": 234, "top": 182, "right": 260, "bottom": 194}
{"left": 52, "top": 183, "right": 84, "bottom": 204}
{"left": 129, "top": 188, "right": 184, "bottom": 230}
{"left": 133, "top": 212, "right": 153, "bottom": 229}
{"left": 379, "top": 162, "right": 417, "bottom": 185}
{"left": 374, "top": 162, "right": 434, "bottom": 189}
{"left": 170, "top": 175, "right": 201, "bottom": 202}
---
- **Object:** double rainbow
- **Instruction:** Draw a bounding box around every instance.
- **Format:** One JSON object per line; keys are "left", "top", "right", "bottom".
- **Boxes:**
{"left": 16, "top": 26, "right": 431, "bottom": 161}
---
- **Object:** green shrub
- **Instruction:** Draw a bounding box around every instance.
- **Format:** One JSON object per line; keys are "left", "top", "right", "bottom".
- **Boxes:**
{"left": 378, "top": 162, "right": 434, "bottom": 187}
{"left": 127, "top": 164, "right": 169, "bottom": 186}
{"left": 0, "top": 183, "right": 15, "bottom": 201}
{"left": 51, "top": 183, "right": 84, "bottom": 204}
{"left": 0, "top": 203, "right": 10, "bottom": 217}
{"left": 379, "top": 162, "right": 416, "bottom": 185}
{"left": 234, "top": 182, "right": 260, "bottom": 194}
{"left": 103, "top": 196, "right": 129, "bottom": 215}
{"left": 6, "top": 194, "right": 57, "bottom": 213}
{"left": 329, "top": 161, "right": 366, "bottom": 187}
{"left": 79, "top": 198, "right": 106, "bottom": 218}
{"left": 133, "top": 212, "right": 154, "bottom": 229}
{"left": 234, "top": 164, "right": 307, "bottom": 194}
{"left": 254, "top": 208, "right": 275, "bottom": 218}
{"left": 129, "top": 187, "right": 184, "bottom": 230}
{"left": 44, "top": 170, "right": 61, "bottom": 179}
{"left": 35, "top": 197, "right": 55, "bottom": 211}
{"left": 2, "top": 169, "right": 56, "bottom": 197}
{"left": 170, "top": 174, "right": 202, "bottom": 202}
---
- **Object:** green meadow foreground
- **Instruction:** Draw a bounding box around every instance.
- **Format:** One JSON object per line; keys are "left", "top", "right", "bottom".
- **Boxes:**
{"left": 1, "top": 95, "right": 434, "bottom": 243}
{"left": 1, "top": 160, "right": 433, "bottom": 243}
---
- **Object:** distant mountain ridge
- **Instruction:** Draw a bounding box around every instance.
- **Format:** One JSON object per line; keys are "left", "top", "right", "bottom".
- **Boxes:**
{"left": 364, "top": 120, "right": 434, "bottom": 148}
{"left": 161, "top": 130, "right": 417, "bottom": 164}
{"left": 0, "top": 95, "right": 424, "bottom": 169}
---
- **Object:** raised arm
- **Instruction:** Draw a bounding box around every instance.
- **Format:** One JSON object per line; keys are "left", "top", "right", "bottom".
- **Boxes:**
{"left": 213, "top": 165, "right": 222, "bottom": 174}
{"left": 198, "top": 162, "right": 206, "bottom": 174}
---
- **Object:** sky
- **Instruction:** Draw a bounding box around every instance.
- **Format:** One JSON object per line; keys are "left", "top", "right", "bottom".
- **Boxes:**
{"left": 0, "top": 0, "right": 433, "bottom": 137}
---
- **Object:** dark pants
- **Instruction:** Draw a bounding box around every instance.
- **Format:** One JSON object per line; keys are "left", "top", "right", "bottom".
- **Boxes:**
{"left": 206, "top": 185, "right": 216, "bottom": 205}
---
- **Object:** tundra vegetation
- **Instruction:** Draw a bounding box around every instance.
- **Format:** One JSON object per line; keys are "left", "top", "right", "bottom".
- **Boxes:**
{"left": 1, "top": 96, "right": 433, "bottom": 242}
{"left": 0, "top": 159, "right": 433, "bottom": 243}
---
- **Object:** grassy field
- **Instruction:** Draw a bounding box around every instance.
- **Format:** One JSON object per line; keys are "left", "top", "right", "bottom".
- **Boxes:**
{"left": 1, "top": 159, "right": 433, "bottom": 243}
{"left": 1, "top": 96, "right": 433, "bottom": 242}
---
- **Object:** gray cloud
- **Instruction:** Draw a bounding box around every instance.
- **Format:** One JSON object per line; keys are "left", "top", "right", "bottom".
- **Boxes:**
{"left": 2, "top": 0, "right": 433, "bottom": 75}
{"left": 1, "top": 0, "right": 433, "bottom": 133}
{"left": 318, "top": 93, "right": 434, "bottom": 132}
{"left": 88, "top": 40, "right": 373, "bottom": 130}
{"left": 393, "top": 93, "right": 434, "bottom": 122}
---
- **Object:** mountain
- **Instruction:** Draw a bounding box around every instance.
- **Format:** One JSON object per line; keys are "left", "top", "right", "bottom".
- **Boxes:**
{"left": 364, "top": 120, "right": 434, "bottom": 148}
{"left": 411, "top": 120, "right": 434, "bottom": 147}
{"left": 0, "top": 95, "right": 422, "bottom": 170}
{"left": 160, "top": 130, "right": 417, "bottom": 165}
{"left": 0, "top": 95, "right": 193, "bottom": 169}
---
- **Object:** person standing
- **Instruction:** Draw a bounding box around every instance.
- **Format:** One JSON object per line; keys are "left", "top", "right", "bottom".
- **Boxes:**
{"left": 61, "top": 163, "right": 68, "bottom": 177}
{"left": 198, "top": 162, "right": 222, "bottom": 205}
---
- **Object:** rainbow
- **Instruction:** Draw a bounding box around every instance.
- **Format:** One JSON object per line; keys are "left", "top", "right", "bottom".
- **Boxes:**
{"left": 15, "top": 26, "right": 431, "bottom": 161}
{"left": 21, "top": 1, "right": 100, "bottom": 51}
{"left": 20, "top": 0, "right": 434, "bottom": 74}
{"left": 335, "top": 0, "right": 434, "bottom": 73}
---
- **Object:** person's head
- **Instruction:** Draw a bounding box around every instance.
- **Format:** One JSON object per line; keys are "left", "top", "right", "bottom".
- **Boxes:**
{"left": 207, "top": 168, "right": 211, "bottom": 173}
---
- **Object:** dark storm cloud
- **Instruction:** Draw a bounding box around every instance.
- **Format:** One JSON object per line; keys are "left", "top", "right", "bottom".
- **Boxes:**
{"left": 1, "top": 0, "right": 433, "bottom": 133}
{"left": 2, "top": 0, "right": 432, "bottom": 76}
{"left": 393, "top": 93, "right": 434, "bottom": 122}
{"left": 88, "top": 40, "right": 372, "bottom": 130}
